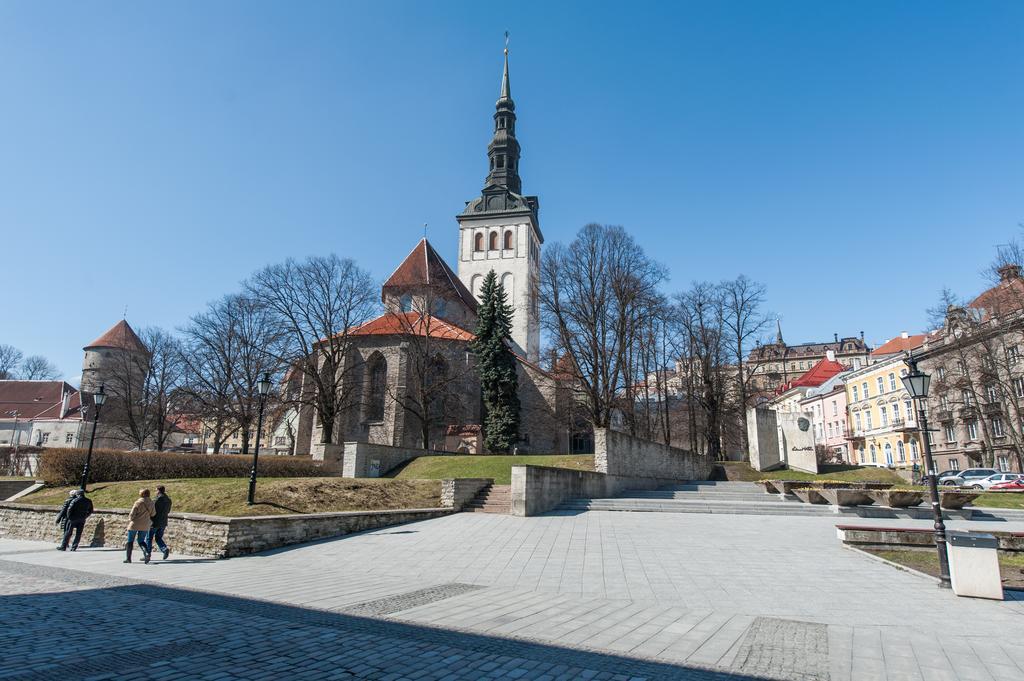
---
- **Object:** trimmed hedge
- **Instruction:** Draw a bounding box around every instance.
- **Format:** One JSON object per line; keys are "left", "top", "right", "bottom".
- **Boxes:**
{"left": 39, "top": 448, "right": 326, "bottom": 485}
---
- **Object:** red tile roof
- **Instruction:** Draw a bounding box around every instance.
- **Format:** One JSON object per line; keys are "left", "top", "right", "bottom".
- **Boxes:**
{"left": 788, "top": 358, "right": 848, "bottom": 389}
{"left": 970, "top": 275, "right": 1024, "bottom": 320}
{"left": 0, "top": 381, "right": 83, "bottom": 421}
{"left": 383, "top": 238, "right": 478, "bottom": 311}
{"left": 348, "top": 312, "right": 476, "bottom": 341}
{"left": 871, "top": 333, "right": 927, "bottom": 357}
{"left": 85, "top": 320, "right": 148, "bottom": 353}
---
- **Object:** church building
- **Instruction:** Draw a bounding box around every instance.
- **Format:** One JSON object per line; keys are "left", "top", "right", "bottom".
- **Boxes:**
{"left": 294, "top": 47, "right": 565, "bottom": 457}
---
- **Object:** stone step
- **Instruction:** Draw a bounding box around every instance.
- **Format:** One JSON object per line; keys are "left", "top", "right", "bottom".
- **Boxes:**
{"left": 558, "top": 500, "right": 833, "bottom": 516}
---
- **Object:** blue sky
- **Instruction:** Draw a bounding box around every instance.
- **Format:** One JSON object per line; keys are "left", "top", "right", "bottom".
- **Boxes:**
{"left": 2, "top": 1, "right": 1022, "bottom": 382}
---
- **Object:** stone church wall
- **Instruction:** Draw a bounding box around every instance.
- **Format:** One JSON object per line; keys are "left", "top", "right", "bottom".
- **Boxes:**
{"left": 594, "top": 428, "right": 712, "bottom": 480}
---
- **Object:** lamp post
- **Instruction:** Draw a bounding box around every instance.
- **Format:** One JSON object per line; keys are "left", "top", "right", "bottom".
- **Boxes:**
{"left": 79, "top": 385, "right": 107, "bottom": 492}
{"left": 902, "top": 355, "right": 951, "bottom": 589}
{"left": 247, "top": 373, "right": 272, "bottom": 506}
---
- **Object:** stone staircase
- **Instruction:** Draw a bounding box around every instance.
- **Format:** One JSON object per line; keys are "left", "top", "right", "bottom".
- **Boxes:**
{"left": 463, "top": 484, "right": 512, "bottom": 514}
{"left": 557, "top": 481, "right": 835, "bottom": 517}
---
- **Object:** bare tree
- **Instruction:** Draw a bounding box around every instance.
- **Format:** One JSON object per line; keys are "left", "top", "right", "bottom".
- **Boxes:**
{"left": 20, "top": 355, "right": 61, "bottom": 380}
{"left": 719, "top": 276, "right": 772, "bottom": 460}
{"left": 246, "top": 255, "right": 377, "bottom": 447}
{"left": 0, "top": 345, "right": 23, "bottom": 379}
{"left": 539, "top": 224, "right": 666, "bottom": 428}
{"left": 141, "top": 328, "right": 186, "bottom": 451}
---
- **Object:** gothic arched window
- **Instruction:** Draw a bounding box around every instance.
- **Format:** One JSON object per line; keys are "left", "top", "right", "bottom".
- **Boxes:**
{"left": 367, "top": 354, "right": 387, "bottom": 421}
{"left": 474, "top": 233, "right": 484, "bottom": 252}
{"left": 503, "top": 230, "right": 513, "bottom": 250}
{"left": 489, "top": 232, "right": 498, "bottom": 250}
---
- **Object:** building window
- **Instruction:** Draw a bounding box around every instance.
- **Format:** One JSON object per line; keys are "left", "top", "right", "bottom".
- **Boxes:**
{"left": 489, "top": 232, "right": 499, "bottom": 250}
{"left": 961, "top": 389, "right": 973, "bottom": 406}
{"left": 400, "top": 294, "right": 412, "bottom": 312}
{"left": 832, "top": 400, "right": 837, "bottom": 416}
{"left": 870, "top": 444, "right": 877, "bottom": 463}
{"left": 937, "top": 366, "right": 946, "bottom": 380}
{"left": 897, "top": 441, "right": 905, "bottom": 462}
{"left": 865, "top": 411, "right": 873, "bottom": 429}
{"left": 367, "top": 354, "right": 387, "bottom": 421}
{"left": 42, "top": 433, "right": 50, "bottom": 444}
{"left": 880, "top": 405, "right": 888, "bottom": 427}
{"left": 877, "top": 377, "right": 885, "bottom": 394}
{"left": 967, "top": 420, "right": 978, "bottom": 441}
{"left": 65, "top": 433, "right": 74, "bottom": 443}
{"left": 910, "top": 439, "right": 919, "bottom": 460}
{"left": 998, "top": 455, "right": 1010, "bottom": 471}
{"left": 945, "top": 424, "right": 956, "bottom": 442}
{"left": 893, "top": 403, "right": 901, "bottom": 422}
{"left": 862, "top": 382, "right": 869, "bottom": 399}
{"left": 1009, "top": 346, "right": 1020, "bottom": 363}
{"left": 884, "top": 443, "right": 893, "bottom": 466}
{"left": 1014, "top": 378, "right": 1024, "bottom": 398}
{"left": 905, "top": 399, "right": 914, "bottom": 420}
{"left": 854, "top": 413, "right": 862, "bottom": 430}
{"left": 986, "top": 384, "right": 999, "bottom": 403}
{"left": 888, "top": 373, "right": 897, "bottom": 391}
{"left": 852, "top": 385, "right": 859, "bottom": 402}
{"left": 859, "top": 446, "right": 866, "bottom": 463}
{"left": 950, "top": 458, "right": 960, "bottom": 471}
{"left": 940, "top": 395, "right": 949, "bottom": 410}
{"left": 992, "top": 417, "right": 1005, "bottom": 437}
{"left": 503, "top": 230, "right": 513, "bottom": 250}
{"left": 474, "top": 233, "right": 484, "bottom": 252}
{"left": 957, "top": 360, "right": 967, "bottom": 375}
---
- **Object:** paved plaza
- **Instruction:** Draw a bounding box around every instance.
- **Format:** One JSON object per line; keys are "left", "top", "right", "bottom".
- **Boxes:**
{"left": 3, "top": 511, "right": 1024, "bottom": 680}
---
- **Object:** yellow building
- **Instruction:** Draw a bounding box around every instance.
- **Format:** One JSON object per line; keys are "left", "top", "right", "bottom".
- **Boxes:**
{"left": 843, "top": 352, "right": 925, "bottom": 470}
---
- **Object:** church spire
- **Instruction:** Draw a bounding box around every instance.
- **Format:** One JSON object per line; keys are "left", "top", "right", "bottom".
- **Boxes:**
{"left": 776, "top": 319, "right": 784, "bottom": 345}
{"left": 485, "top": 34, "right": 522, "bottom": 194}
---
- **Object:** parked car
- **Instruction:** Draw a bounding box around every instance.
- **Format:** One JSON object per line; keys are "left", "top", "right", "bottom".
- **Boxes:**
{"left": 966, "top": 473, "right": 1024, "bottom": 490}
{"left": 991, "top": 478, "right": 1024, "bottom": 491}
{"left": 938, "top": 468, "right": 1000, "bottom": 487}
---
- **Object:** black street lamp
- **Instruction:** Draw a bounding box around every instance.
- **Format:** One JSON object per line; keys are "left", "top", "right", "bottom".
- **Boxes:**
{"left": 79, "top": 385, "right": 107, "bottom": 492}
{"left": 247, "top": 373, "right": 273, "bottom": 506}
{"left": 902, "top": 354, "right": 951, "bottom": 589}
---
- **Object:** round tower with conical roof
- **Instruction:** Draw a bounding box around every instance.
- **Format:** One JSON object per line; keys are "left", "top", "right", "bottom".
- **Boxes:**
{"left": 81, "top": 320, "right": 149, "bottom": 395}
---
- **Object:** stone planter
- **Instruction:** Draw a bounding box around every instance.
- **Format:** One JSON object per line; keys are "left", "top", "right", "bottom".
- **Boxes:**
{"left": 817, "top": 488, "right": 875, "bottom": 507}
{"left": 856, "top": 482, "right": 896, "bottom": 491}
{"left": 768, "top": 480, "right": 812, "bottom": 495}
{"left": 940, "top": 491, "right": 981, "bottom": 510}
{"left": 866, "top": 490, "right": 924, "bottom": 508}
{"left": 792, "top": 487, "right": 828, "bottom": 504}
{"left": 757, "top": 480, "right": 780, "bottom": 494}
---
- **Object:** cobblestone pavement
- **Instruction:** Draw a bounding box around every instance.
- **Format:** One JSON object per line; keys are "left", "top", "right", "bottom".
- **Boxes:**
{"left": 4, "top": 511, "right": 1024, "bottom": 680}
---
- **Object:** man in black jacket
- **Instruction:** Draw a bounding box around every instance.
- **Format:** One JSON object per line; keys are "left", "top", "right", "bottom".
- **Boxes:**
{"left": 148, "top": 485, "right": 172, "bottom": 559}
{"left": 58, "top": 490, "right": 94, "bottom": 551}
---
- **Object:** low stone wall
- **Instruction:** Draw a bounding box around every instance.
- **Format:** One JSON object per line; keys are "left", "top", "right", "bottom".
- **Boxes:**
{"left": 510, "top": 465, "right": 680, "bottom": 517}
{"left": 836, "top": 524, "right": 1024, "bottom": 552}
{"left": 341, "top": 441, "right": 431, "bottom": 478}
{"left": 0, "top": 502, "right": 451, "bottom": 558}
{"left": 594, "top": 428, "right": 712, "bottom": 480}
{"left": 441, "top": 478, "right": 492, "bottom": 510}
{"left": 311, "top": 443, "right": 346, "bottom": 472}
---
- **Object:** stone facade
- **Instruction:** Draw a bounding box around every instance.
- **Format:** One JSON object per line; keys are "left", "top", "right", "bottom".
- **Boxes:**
{"left": 440, "top": 478, "right": 492, "bottom": 510}
{"left": 0, "top": 502, "right": 452, "bottom": 558}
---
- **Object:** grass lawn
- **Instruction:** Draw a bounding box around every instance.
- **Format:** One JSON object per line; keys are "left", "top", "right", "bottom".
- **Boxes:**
{"left": 18, "top": 477, "right": 442, "bottom": 517}
{"left": 390, "top": 454, "right": 595, "bottom": 485}
{"left": 967, "top": 491, "right": 1024, "bottom": 509}
{"left": 864, "top": 548, "right": 1024, "bottom": 590}
{"left": 717, "top": 461, "right": 906, "bottom": 484}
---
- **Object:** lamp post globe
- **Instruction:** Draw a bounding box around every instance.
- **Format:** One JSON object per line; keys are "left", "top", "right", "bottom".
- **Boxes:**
{"left": 247, "top": 373, "right": 273, "bottom": 506}
{"left": 903, "top": 354, "right": 951, "bottom": 588}
{"left": 79, "top": 384, "right": 107, "bottom": 492}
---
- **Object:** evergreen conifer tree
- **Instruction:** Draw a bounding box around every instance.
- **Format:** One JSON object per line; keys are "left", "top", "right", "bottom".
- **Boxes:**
{"left": 471, "top": 270, "right": 520, "bottom": 452}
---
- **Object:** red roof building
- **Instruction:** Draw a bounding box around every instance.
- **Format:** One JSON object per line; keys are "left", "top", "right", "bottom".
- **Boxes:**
{"left": 0, "top": 380, "right": 85, "bottom": 449}
{"left": 348, "top": 312, "right": 475, "bottom": 342}
{"left": 84, "top": 319, "right": 148, "bottom": 353}
{"left": 781, "top": 357, "right": 848, "bottom": 392}
{"left": 383, "top": 238, "right": 478, "bottom": 312}
{"left": 871, "top": 332, "right": 927, "bottom": 359}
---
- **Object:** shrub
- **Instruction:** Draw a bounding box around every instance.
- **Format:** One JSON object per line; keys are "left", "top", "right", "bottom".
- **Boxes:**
{"left": 39, "top": 448, "right": 325, "bottom": 485}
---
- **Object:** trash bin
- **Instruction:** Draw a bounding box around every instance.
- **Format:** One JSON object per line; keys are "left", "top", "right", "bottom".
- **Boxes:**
{"left": 946, "top": 531, "right": 1003, "bottom": 600}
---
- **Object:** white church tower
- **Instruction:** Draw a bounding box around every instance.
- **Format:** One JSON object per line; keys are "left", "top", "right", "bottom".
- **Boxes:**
{"left": 457, "top": 44, "right": 542, "bottom": 363}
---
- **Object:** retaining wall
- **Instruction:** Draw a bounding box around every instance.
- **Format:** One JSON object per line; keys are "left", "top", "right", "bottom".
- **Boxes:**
{"left": 0, "top": 503, "right": 451, "bottom": 558}
{"left": 594, "top": 428, "right": 712, "bottom": 480}
{"left": 510, "top": 465, "right": 680, "bottom": 517}
{"left": 0, "top": 480, "right": 39, "bottom": 501}
{"left": 440, "top": 478, "right": 492, "bottom": 510}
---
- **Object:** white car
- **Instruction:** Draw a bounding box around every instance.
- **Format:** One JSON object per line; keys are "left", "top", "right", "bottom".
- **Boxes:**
{"left": 966, "top": 473, "right": 1024, "bottom": 490}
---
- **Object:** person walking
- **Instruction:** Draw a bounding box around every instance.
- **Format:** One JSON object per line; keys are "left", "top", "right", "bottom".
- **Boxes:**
{"left": 58, "top": 490, "right": 94, "bottom": 551}
{"left": 148, "top": 485, "right": 172, "bottom": 560}
{"left": 125, "top": 488, "right": 155, "bottom": 564}
{"left": 54, "top": 490, "right": 77, "bottom": 551}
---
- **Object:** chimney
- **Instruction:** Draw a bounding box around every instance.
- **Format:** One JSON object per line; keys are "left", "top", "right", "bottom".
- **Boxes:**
{"left": 59, "top": 386, "right": 71, "bottom": 419}
{"left": 998, "top": 263, "right": 1021, "bottom": 282}
{"left": 826, "top": 350, "right": 836, "bottom": 362}
{"left": 860, "top": 331, "right": 865, "bottom": 341}
{"left": 901, "top": 331, "right": 909, "bottom": 339}
{"left": 833, "top": 333, "right": 838, "bottom": 344}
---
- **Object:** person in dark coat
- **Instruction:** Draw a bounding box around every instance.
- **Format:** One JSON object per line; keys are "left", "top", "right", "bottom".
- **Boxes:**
{"left": 58, "top": 490, "right": 94, "bottom": 551}
{"left": 148, "top": 485, "right": 172, "bottom": 559}
{"left": 55, "top": 490, "right": 77, "bottom": 549}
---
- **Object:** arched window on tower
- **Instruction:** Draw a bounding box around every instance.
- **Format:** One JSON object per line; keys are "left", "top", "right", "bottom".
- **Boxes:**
{"left": 474, "top": 233, "right": 484, "bottom": 252}
{"left": 489, "top": 232, "right": 498, "bottom": 250}
{"left": 367, "top": 354, "right": 387, "bottom": 422}
{"left": 503, "top": 230, "right": 513, "bottom": 250}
